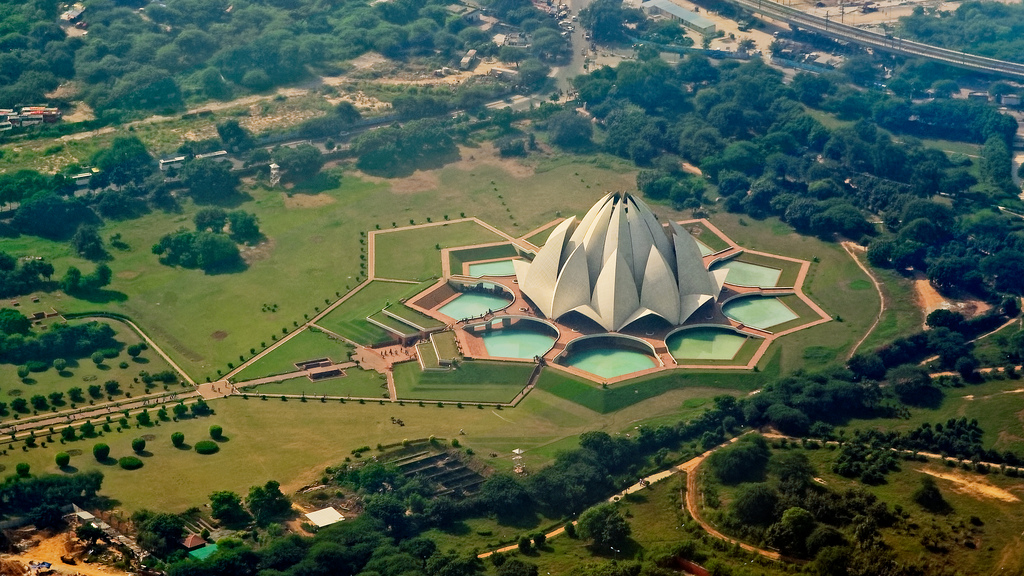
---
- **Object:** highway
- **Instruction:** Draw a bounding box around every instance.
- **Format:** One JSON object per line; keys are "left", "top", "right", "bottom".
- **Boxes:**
{"left": 726, "top": 0, "right": 1024, "bottom": 80}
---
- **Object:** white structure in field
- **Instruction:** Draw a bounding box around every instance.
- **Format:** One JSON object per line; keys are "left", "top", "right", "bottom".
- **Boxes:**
{"left": 514, "top": 192, "right": 727, "bottom": 331}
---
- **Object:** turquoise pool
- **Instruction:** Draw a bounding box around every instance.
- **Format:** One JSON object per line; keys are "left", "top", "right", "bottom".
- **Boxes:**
{"left": 722, "top": 297, "right": 798, "bottom": 329}
{"left": 667, "top": 327, "right": 748, "bottom": 361}
{"left": 468, "top": 259, "right": 517, "bottom": 277}
{"left": 438, "top": 292, "right": 511, "bottom": 321}
{"left": 562, "top": 346, "right": 656, "bottom": 378}
{"left": 482, "top": 326, "right": 556, "bottom": 359}
{"left": 713, "top": 260, "right": 781, "bottom": 287}
{"left": 696, "top": 239, "right": 714, "bottom": 256}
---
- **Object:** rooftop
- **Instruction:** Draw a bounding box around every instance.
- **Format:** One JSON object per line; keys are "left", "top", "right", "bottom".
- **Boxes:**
{"left": 641, "top": 0, "right": 715, "bottom": 28}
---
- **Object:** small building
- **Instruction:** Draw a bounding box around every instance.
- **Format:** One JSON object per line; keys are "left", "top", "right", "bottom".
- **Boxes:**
{"left": 61, "top": 3, "right": 85, "bottom": 21}
{"left": 967, "top": 91, "right": 990, "bottom": 102}
{"left": 181, "top": 534, "right": 207, "bottom": 551}
{"left": 195, "top": 150, "right": 228, "bottom": 160}
{"left": 459, "top": 49, "right": 478, "bottom": 70}
{"left": 189, "top": 544, "right": 219, "bottom": 560}
{"left": 72, "top": 172, "right": 93, "bottom": 187}
{"left": 159, "top": 155, "right": 186, "bottom": 171}
{"left": 305, "top": 507, "right": 345, "bottom": 528}
{"left": 489, "top": 67, "right": 520, "bottom": 81}
{"left": 641, "top": 0, "right": 716, "bottom": 35}
{"left": 1002, "top": 94, "right": 1021, "bottom": 106}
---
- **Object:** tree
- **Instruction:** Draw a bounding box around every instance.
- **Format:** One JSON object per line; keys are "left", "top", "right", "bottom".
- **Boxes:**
{"left": 579, "top": 0, "right": 643, "bottom": 42}
{"left": 132, "top": 438, "right": 147, "bottom": 453}
{"left": 0, "top": 308, "right": 31, "bottom": 335}
{"left": 547, "top": 111, "right": 593, "bottom": 149}
{"left": 216, "top": 119, "right": 254, "bottom": 151}
{"left": 731, "top": 483, "right": 779, "bottom": 526}
{"left": 888, "top": 365, "right": 934, "bottom": 404}
{"left": 766, "top": 507, "right": 816, "bottom": 556}
{"left": 93, "top": 443, "right": 110, "bottom": 461}
{"left": 16, "top": 463, "right": 30, "bottom": 477}
{"left": 134, "top": 511, "right": 185, "bottom": 557}
{"left": 246, "top": 480, "right": 291, "bottom": 525}
{"left": 480, "top": 474, "right": 531, "bottom": 519}
{"left": 210, "top": 425, "right": 223, "bottom": 440}
{"left": 210, "top": 491, "right": 250, "bottom": 524}
{"left": 61, "top": 266, "right": 82, "bottom": 293}
{"left": 55, "top": 452, "right": 70, "bottom": 468}
{"left": 912, "top": 476, "right": 950, "bottom": 513}
{"left": 497, "top": 558, "right": 538, "bottom": 576}
{"left": 517, "top": 536, "right": 531, "bottom": 554}
{"left": 272, "top": 144, "right": 324, "bottom": 178}
{"left": 92, "top": 137, "right": 154, "bottom": 188}
{"left": 53, "top": 358, "right": 68, "bottom": 372}
{"left": 76, "top": 523, "right": 105, "bottom": 545}
{"left": 194, "top": 208, "right": 228, "bottom": 233}
{"left": 180, "top": 158, "right": 240, "bottom": 203}
{"left": 576, "top": 503, "right": 631, "bottom": 550}
{"left": 171, "top": 432, "right": 185, "bottom": 447}
{"left": 227, "top": 211, "right": 260, "bottom": 244}
{"left": 71, "top": 226, "right": 106, "bottom": 261}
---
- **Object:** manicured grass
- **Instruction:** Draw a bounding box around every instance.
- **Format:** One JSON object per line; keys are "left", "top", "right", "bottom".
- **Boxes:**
{"left": 525, "top": 227, "right": 552, "bottom": 247}
{"left": 373, "top": 221, "right": 504, "bottom": 281}
{"left": 417, "top": 342, "right": 440, "bottom": 369}
{"left": 317, "top": 281, "right": 430, "bottom": 345}
{"left": 368, "top": 311, "right": 419, "bottom": 337}
{"left": 392, "top": 360, "right": 533, "bottom": 403}
{"left": 385, "top": 304, "right": 445, "bottom": 330}
{"left": 534, "top": 355, "right": 775, "bottom": 414}
{"left": 673, "top": 333, "right": 763, "bottom": 367}
{"left": 231, "top": 328, "right": 353, "bottom": 382}
{"left": 241, "top": 368, "right": 388, "bottom": 399}
{"left": 856, "top": 265, "right": 924, "bottom": 354}
{"left": 1, "top": 319, "right": 176, "bottom": 421}
{"left": 732, "top": 252, "right": 802, "bottom": 287}
{"left": 432, "top": 331, "right": 461, "bottom": 362}
{"left": 448, "top": 244, "right": 519, "bottom": 275}
{"left": 709, "top": 213, "right": 880, "bottom": 373}
{"left": 685, "top": 220, "right": 731, "bottom": 251}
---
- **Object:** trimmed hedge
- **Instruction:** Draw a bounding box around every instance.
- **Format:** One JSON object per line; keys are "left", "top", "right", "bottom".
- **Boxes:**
{"left": 195, "top": 440, "right": 219, "bottom": 455}
{"left": 93, "top": 443, "right": 110, "bottom": 461}
{"left": 55, "top": 452, "right": 70, "bottom": 468}
{"left": 119, "top": 456, "right": 143, "bottom": 470}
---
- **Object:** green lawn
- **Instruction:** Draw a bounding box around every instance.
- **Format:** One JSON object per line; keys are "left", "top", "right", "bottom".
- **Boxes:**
{"left": 392, "top": 360, "right": 533, "bottom": 403}
{"left": 1, "top": 318, "right": 177, "bottom": 422}
{"left": 385, "top": 304, "right": 445, "bottom": 330}
{"left": 316, "top": 281, "right": 430, "bottom": 345}
{"left": 855, "top": 265, "right": 924, "bottom": 354}
{"left": 240, "top": 368, "right": 388, "bottom": 399}
{"left": 373, "top": 221, "right": 504, "bottom": 281}
{"left": 432, "top": 331, "right": 461, "bottom": 362}
{"left": 730, "top": 252, "right": 803, "bottom": 287}
{"left": 231, "top": 327, "right": 354, "bottom": 382}
{"left": 448, "top": 244, "right": 519, "bottom": 276}
{"left": 709, "top": 213, "right": 882, "bottom": 373}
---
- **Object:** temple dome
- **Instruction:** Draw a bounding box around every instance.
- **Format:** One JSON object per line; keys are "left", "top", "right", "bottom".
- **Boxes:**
{"left": 513, "top": 192, "right": 727, "bottom": 331}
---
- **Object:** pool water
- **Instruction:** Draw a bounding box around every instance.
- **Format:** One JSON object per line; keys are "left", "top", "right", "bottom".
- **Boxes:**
{"left": 713, "top": 260, "right": 781, "bottom": 287}
{"left": 438, "top": 293, "right": 511, "bottom": 321}
{"left": 563, "top": 347, "right": 656, "bottom": 379}
{"left": 722, "top": 297, "right": 798, "bottom": 329}
{"left": 667, "top": 328, "right": 748, "bottom": 361}
{"left": 468, "top": 259, "right": 517, "bottom": 277}
{"left": 696, "top": 239, "right": 714, "bottom": 256}
{"left": 482, "top": 326, "right": 556, "bottom": 359}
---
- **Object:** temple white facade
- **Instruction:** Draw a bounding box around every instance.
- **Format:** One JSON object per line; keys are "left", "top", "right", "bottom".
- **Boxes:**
{"left": 514, "top": 192, "right": 727, "bottom": 331}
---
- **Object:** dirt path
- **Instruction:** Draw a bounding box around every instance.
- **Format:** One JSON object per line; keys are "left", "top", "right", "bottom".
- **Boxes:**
{"left": 841, "top": 241, "right": 885, "bottom": 359}
{"left": 77, "top": 315, "right": 195, "bottom": 385}
{"left": 8, "top": 532, "right": 132, "bottom": 576}
{"left": 918, "top": 467, "right": 1021, "bottom": 503}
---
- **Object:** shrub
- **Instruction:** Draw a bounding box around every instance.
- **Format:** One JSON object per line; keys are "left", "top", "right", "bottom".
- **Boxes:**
{"left": 132, "top": 438, "right": 146, "bottom": 453}
{"left": 16, "top": 463, "right": 30, "bottom": 477}
{"left": 93, "top": 443, "right": 110, "bottom": 461}
{"left": 209, "top": 425, "right": 223, "bottom": 440}
{"left": 195, "top": 440, "right": 220, "bottom": 454}
{"left": 119, "top": 456, "right": 143, "bottom": 470}
{"left": 171, "top": 432, "right": 185, "bottom": 447}
{"left": 55, "top": 452, "right": 70, "bottom": 468}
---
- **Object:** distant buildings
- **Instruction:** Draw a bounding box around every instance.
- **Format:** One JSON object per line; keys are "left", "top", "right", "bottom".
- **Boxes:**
{"left": 0, "top": 107, "right": 62, "bottom": 131}
{"left": 641, "top": 0, "right": 717, "bottom": 36}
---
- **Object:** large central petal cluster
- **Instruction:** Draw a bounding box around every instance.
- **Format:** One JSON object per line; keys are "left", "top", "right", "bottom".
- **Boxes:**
{"left": 514, "top": 193, "right": 727, "bottom": 331}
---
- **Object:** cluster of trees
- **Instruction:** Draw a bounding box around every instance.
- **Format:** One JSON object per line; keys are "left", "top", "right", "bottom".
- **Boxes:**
{"left": 204, "top": 481, "right": 291, "bottom": 530}
{"left": 0, "top": 320, "right": 119, "bottom": 365}
{"left": 0, "top": 470, "right": 104, "bottom": 528}
{"left": 152, "top": 206, "right": 260, "bottom": 273}
{"left": 847, "top": 418, "right": 1018, "bottom": 466}
{"left": 0, "top": 251, "right": 54, "bottom": 297}
{"left": 899, "top": 2, "right": 1024, "bottom": 64}
{"left": 351, "top": 118, "right": 456, "bottom": 174}
{"left": 572, "top": 54, "right": 1022, "bottom": 299}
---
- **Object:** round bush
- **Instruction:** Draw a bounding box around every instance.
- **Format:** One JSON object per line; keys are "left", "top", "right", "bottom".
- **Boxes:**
{"left": 93, "top": 443, "right": 110, "bottom": 461}
{"left": 171, "top": 432, "right": 185, "bottom": 447}
{"left": 194, "top": 440, "right": 219, "bottom": 455}
{"left": 119, "top": 456, "right": 143, "bottom": 470}
{"left": 55, "top": 452, "right": 70, "bottom": 468}
{"left": 132, "top": 438, "right": 146, "bottom": 453}
{"left": 209, "top": 425, "right": 223, "bottom": 440}
{"left": 16, "top": 463, "right": 30, "bottom": 477}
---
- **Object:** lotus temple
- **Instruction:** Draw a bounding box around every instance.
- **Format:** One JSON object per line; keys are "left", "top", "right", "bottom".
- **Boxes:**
{"left": 403, "top": 192, "right": 831, "bottom": 384}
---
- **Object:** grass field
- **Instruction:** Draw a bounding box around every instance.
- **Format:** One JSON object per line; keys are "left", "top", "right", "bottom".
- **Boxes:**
{"left": 432, "top": 331, "right": 461, "bottom": 362}
{"left": 708, "top": 213, "right": 882, "bottom": 373}
{"left": 392, "top": 360, "right": 533, "bottom": 403}
{"left": 534, "top": 355, "right": 775, "bottom": 414}
{"left": 316, "top": 281, "right": 431, "bottom": 345}
{"left": 448, "top": 244, "right": 519, "bottom": 276}
{"left": 385, "top": 304, "right": 445, "bottom": 330}
{"left": 0, "top": 319, "right": 176, "bottom": 420}
{"left": 730, "top": 252, "right": 802, "bottom": 287}
{"left": 231, "top": 328, "right": 353, "bottom": 382}
{"left": 373, "top": 221, "right": 504, "bottom": 281}
{"left": 240, "top": 368, "right": 388, "bottom": 399}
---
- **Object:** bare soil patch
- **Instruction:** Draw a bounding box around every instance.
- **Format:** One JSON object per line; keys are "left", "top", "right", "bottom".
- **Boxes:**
{"left": 912, "top": 271, "right": 991, "bottom": 322}
{"left": 10, "top": 532, "right": 132, "bottom": 576}
{"left": 283, "top": 193, "right": 336, "bottom": 208}
{"left": 355, "top": 170, "right": 441, "bottom": 194}
{"left": 116, "top": 270, "right": 139, "bottom": 280}
{"left": 211, "top": 331, "right": 228, "bottom": 341}
{"left": 451, "top": 142, "right": 534, "bottom": 178}
{"left": 919, "top": 467, "right": 1021, "bottom": 503}
{"left": 240, "top": 238, "right": 276, "bottom": 265}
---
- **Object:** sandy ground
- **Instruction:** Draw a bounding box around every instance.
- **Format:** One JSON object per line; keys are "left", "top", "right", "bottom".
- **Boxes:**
{"left": 356, "top": 142, "right": 535, "bottom": 194}
{"left": 8, "top": 532, "right": 132, "bottom": 576}
{"left": 912, "top": 271, "right": 991, "bottom": 323}
{"left": 283, "top": 192, "right": 337, "bottom": 208}
{"left": 919, "top": 467, "right": 1021, "bottom": 503}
